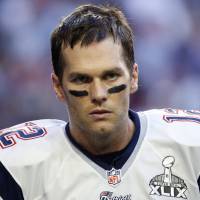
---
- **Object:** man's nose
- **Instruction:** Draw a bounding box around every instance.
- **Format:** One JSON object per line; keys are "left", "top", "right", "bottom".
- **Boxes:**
{"left": 90, "top": 79, "right": 107, "bottom": 105}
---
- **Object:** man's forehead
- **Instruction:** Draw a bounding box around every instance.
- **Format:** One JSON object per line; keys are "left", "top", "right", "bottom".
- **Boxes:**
{"left": 60, "top": 37, "right": 127, "bottom": 76}
{"left": 61, "top": 36, "right": 122, "bottom": 55}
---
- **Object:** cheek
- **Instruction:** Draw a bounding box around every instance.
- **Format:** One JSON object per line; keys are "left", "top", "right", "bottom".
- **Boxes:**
{"left": 66, "top": 97, "right": 87, "bottom": 124}
{"left": 65, "top": 92, "right": 88, "bottom": 114}
{"left": 111, "top": 90, "right": 130, "bottom": 108}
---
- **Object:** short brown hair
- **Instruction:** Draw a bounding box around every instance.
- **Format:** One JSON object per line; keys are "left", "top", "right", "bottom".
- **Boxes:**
{"left": 51, "top": 4, "right": 135, "bottom": 81}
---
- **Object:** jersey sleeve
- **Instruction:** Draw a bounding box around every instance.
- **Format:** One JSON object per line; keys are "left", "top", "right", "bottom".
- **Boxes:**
{"left": 144, "top": 108, "right": 200, "bottom": 147}
{"left": 0, "top": 119, "right": 66, "bottom": 199}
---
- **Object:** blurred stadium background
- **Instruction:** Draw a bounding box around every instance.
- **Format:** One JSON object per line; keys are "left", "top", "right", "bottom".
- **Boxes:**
{"left": 0, "top": 0, "right": 199, "bottom": 129}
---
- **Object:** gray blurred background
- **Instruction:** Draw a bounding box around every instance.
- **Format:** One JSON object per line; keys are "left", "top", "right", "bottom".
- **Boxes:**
{"left": 0, "top": 0, "right": 200, "bottom": 129}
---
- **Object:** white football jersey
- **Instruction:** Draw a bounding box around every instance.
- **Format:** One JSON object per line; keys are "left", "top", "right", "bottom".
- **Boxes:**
{"left": 0, "top": 109, "right": 200, "bottom": 200}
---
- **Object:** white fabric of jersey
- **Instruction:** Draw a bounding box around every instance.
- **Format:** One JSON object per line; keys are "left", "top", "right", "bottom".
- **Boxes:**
{"left": 0, "top": 109, "right": 200, "bottom": 200}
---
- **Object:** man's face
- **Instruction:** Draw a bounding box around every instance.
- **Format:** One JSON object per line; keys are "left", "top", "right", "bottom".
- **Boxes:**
{"left": 53, "top": 37, "right": 138, "bottom": 136}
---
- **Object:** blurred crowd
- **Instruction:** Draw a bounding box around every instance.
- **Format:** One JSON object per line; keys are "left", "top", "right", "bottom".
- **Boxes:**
{"left": 0, "top": 0, "right": 199, "bottom": 129}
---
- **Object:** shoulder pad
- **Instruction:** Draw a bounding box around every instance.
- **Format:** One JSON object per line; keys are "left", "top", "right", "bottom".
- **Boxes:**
{"left": 0, "top": 119, "right": 67, "bottom": 165}
{"left": 143, "top": 108, "right": 200, "bottom": 146}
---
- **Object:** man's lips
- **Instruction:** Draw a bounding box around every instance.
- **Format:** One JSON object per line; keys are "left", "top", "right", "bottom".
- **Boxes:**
{"left": 89, "top": 109, "right": 112, "bottom": 120}
{"left": 89, "top": 109, "right": 112, "bottom": 115}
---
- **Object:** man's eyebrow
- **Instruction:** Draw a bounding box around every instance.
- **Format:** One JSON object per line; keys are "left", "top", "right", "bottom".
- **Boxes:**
{"left": 101, "top": 67, "right": 124, "bottom": 76}
{"left": 68, "top": 72, "right": 91, "bottom": 79}
{"left": 68, "top": 67, "right": 124, "bottom": 79}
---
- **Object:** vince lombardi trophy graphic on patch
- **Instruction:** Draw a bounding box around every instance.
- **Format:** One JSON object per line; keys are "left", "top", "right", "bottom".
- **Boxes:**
{"left": 162, "top": 156, "right": 175, "bottom": 186}
{"left": 149, "top": 156, "right": 187, "bottom": 198}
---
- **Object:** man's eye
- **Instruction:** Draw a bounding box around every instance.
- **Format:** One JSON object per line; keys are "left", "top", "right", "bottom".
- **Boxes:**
{"left": 71, "top": 75, "right": 91, "bottom": 84}
{"left": 104, "top": 73, "right": 119, "bottom": 81}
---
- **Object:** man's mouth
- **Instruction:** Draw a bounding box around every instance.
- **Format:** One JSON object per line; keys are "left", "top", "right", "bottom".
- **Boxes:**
{"left": 89, "top": 109, "right": 112, "bottom": 115}
{"left": 89, "top": 109, "right": 112, "bottom": 119}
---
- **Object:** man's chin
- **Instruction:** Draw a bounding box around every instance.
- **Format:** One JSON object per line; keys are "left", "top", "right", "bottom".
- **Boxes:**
{"left": 89, "top": 122, "right": 116, "bottom": 136}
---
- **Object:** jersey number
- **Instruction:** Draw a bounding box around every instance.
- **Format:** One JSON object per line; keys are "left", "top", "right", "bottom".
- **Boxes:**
{"left": 164, "top": 109, "right": 200, "bottom": 124}
{"left": 0, "top": 123, "right": 47, "bottom": 149}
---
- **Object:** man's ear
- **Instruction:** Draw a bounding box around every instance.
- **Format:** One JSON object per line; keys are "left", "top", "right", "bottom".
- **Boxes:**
{"left": 51, "top": 73, "right": 65, "bottom": 102}
{"left": 130, "top": 63, "right": 139, "bottom": 94}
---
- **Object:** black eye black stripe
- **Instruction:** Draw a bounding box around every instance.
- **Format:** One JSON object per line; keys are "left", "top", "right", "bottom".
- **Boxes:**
{"left": 69, "top": 90, "right": 88, "bottom": 97}
{"left": 69, "top": 84, "right": 127, "bottom": 97}
{"left": 108, "top": 84, "right": 127, "bottom": 93}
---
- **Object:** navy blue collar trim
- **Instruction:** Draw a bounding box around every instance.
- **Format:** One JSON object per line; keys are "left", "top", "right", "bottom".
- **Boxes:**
{"left": 65, "top": 109, "right": 141, "bottom": 170}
